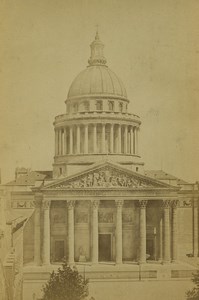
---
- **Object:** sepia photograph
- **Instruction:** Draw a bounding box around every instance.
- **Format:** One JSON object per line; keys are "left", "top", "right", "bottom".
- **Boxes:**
{"left": 0, "top": 1, "right": 199, "bottom": 299}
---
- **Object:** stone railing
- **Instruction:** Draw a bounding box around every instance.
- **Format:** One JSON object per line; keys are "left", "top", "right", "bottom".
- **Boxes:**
{"left": 55, "top": 111, "right": 140, "bottom": 123}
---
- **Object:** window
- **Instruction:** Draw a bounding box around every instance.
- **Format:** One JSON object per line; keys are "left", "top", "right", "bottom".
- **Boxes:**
{"left": 59, "top": 168, "right": 63, "bottom": 175}
{"left": 73, "top": 103, "right": 78, "bottom": 113}
{"left": 84, "top": 101, "right": 90, "bottom": 111}
{"left": 136, "top": 167, "right": 139, "bottom": 172}
{"left": 96, "top": 100, "right": 103, "bottom": 111}
{"left": 119, "top": 102, "right": 123, "bottom": 112}
{"left": 108, "top": 101, "right": 114, "bottom": 111}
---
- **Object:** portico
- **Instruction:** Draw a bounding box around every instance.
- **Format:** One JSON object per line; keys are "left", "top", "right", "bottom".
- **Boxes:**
{"left": 32, "top": 162, "right": 179, "bottom": 267}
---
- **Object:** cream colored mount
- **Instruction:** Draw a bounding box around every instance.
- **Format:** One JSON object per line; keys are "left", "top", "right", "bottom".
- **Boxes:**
{"left": 53, "top": 32, "right": 143, "bottom": 178}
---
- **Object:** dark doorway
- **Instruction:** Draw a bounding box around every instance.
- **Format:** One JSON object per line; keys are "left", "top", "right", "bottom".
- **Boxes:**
{"left": 54, "top": 240, "right": 65, "bottom": 262}
{"left": 146, "top": 239, "right": 155, "bottom": 260}
{"left": 99, "top": 234, "right": 111, "bottom": 261}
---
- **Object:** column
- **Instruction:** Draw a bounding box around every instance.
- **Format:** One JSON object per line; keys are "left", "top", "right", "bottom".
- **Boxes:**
{"left": 69, "top": 126, "right": 73, "bottom": 154}
{"left": 130, "top": 126, "right": 134, "bottom": 154}
{"left": 93, "top": 124, "right": 97, "bottom": 153}
{"left": 84, "top": 124, "right": 88, "bottom": 154}
{"left": 163, "top": 200, "right": 171, "bottom": 263}
{"left": 76, "top": 125, "right": 80, "bottom": 154}
{"left": 115, "top": 200, "right": 123, "bottom": 264}
{"left": 118, "top": 124, "right": 122, "bottom": 153}
{"left": 64, "top": 128, "right": 67, "bottom": 155}
{"left": 34, "top": 193, "right": 42, "bottom": 266}
{"left": 61, "top": 129, "right": 63, "bottom": 155}
{"left": 159, "top": 212, "right": 163, "bottom": 262}
{"left": 102, "top": 123, "right": 106, "bottom": 153}
{"left": 135, "top": 127, "right": 139, "bottom": 155}
{"left": 42, "top": 199, "right": 51, "bottom": 265}
{"left": 171, "top": 200, "right": 179, "bottom": 262}
{"left": 92, "top": 200, "right": 100, "bottom": 263}
{"left": 110, "top": 124, "right": 114, "bottom": 153}
{"left": 193, "top": 197, "right": 198, "bottom": 257}
{"left": 139, "top": 200, "right": 147, "bottom": 263}
{"left": 67, "top": 200, "right": 75, "bottom": 264}
{"left": 58, "top": 129, "right": 62, "bottom": 155}
{"left": 55, "top": 129, "right": 59, "bottom": 156}
{"left": 124, "top": 125, "right": 128, "bottom": 154}
{"left": 133, "top": 127, "right": 136, "bottom": 154}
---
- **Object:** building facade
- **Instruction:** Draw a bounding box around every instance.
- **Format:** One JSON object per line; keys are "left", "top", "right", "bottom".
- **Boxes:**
{"left": 1, "top": 32, "right": 199, "bottom": 300}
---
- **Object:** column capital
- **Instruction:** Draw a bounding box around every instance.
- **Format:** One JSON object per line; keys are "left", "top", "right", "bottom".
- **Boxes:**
{"left": 42, "top": 199, "right": 51, "bottom": 210}
{"left": 138, "top": 200, "right": 148, "bottom": 208}
{"left": 33, "top": 193, "right": 43, "bottom": 208}
{"left": 91, "top": 200, "right": 100, "bottom": 209}
{"left": 172, "top": 199, "right": 179, "bottom": 208}
{"left": 115, "top": 200, "right": 124, "bottom": 208}
{"left": 162, "top": 200, "right": 172, "bottom": 208}
{"left": 67, "top": 200, "right": 76, "bottom": 209}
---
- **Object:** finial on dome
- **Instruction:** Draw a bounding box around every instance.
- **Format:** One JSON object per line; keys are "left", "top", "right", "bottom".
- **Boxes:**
{"left": 95, "top": 25, "right": 100, "bottom": 40}
{"left": 88, "top": 29, "right": 107, "bottom": 66}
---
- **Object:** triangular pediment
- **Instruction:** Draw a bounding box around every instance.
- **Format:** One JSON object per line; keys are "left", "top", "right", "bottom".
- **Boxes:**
{"left": 42, "top": 162, "right": 176, "bottom": 191}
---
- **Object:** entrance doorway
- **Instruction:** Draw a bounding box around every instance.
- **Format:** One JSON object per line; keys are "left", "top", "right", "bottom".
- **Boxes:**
{"left": 54, "top": 240, "right": 65, "bottom": 262}
{"left": 146, "top": 239, "right": 156, "bottom": 260}
{"left": 99, "top": 234, "right": 112, "bottom": 261}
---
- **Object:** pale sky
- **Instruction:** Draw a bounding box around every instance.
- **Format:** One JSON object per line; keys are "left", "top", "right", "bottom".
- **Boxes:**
{"left": 0, "top": 0, "right": 199, "bottom": 184}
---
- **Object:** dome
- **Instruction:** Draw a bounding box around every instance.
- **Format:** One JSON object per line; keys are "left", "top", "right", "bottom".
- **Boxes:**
{"left": 67, "top": 31, "right": 127, "bottom": 101}
{"left": 67, "top": 65, "right": 127, "bottom": 100}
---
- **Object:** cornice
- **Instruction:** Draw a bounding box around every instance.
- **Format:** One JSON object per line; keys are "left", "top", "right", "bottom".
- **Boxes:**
{"left": 54, "top": 115, "right": 141, "bottom": 128}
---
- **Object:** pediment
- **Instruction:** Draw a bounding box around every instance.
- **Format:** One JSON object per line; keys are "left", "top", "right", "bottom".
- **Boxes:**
{"left": 42, "top": 162, "right": 174, "bottom": 191}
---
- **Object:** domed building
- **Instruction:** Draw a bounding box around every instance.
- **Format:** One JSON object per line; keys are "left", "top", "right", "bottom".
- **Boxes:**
{"left": 1, "top": 32, "right": 199, "bottom": 300}
{"left": 53, "top": 31, "right": 143, "bottom": 178}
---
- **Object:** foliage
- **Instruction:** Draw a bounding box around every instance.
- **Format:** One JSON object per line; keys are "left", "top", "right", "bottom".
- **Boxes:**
{"left": 186, "top": 269, "right": 199, "bottom": 300}
{"left": 41, "top": 262, "right": 89, "bottom": 300}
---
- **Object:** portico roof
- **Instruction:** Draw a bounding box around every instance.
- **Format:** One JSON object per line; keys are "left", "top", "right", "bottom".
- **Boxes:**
{"left": 38, "top": 162, "right": 179, "bottom": 196}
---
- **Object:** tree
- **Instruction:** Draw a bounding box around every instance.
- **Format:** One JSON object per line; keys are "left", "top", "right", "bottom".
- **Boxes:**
{"left": 186, "top": 269, "right": 199, "bottom": 300}
{"left": 41, "top": 262, "right": 89, "bottom": 300}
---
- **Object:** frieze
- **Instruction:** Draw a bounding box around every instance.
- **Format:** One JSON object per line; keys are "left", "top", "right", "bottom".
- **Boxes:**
{"left": 50, "top": 167, "right": 162, "bottom": 190}
{"left": 12, "top": 200, "right": 35, "bottom": 209}
{"left": 52, "top": 212, "right": 65, "bottom": 224}
{"left": 17, "top": 201, "right": 27, "bottom": 208}
{"left": 75, "top": 211, "right": 88, "bottom": 223}
{"left": 180, "top": 199, "right": 192, "bottom": 208}
{"left": 99, "top": 211, "right": 114, "bottom": 223}
{"left": 122, "top": 212, "right": 133, "bottom": 223}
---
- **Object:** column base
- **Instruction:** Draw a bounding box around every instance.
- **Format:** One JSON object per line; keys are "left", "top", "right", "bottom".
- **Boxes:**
{"left": 171, "top": 259, "right": 179, "bottom": 264}
{"left": 139, "top": 260, "right": 146, "bottom": 264}
{"left": 116, "top": 261, "right": 123, "bottom": 265}
{"left": 91, "top": 262, "right": 99, "bottom": 265}
{"left": 42, "top": 262, "right": 51, "bottom": 266}
{"left": 162, "top": 260, "right": 171, "bottom": 264}
{"left": 91, "top": 257, "right": 98, "bottom": 264}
